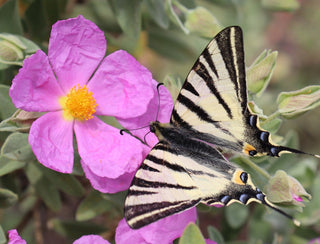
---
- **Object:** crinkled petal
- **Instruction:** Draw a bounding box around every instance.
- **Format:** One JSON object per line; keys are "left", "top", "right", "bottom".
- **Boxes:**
{"left": 29, "top": 111, "right": 74, "bottom": 173}
{"left": 74, "top": 116, "right": 145, "bottom": 178}
{"left": 81, "top": 161, "right": 135, "bottom": 193}
{"left": 88, "top": 50, "right": 155, "bottom": 118}
{"left": 73, "top": 235, "right": 110, "bottom": 244}
{"left": 8, "top": 229, "right": 26, "bottom": 244}
{"left": 9, "top": 50, "right": 64, "bottom": 112}
{"left": 48, "top": 15, "right": 106, "bottom": 92}
{"left": 116, "top": 208, "right": 197, "bottom": 244}
{"left": 117, "top": 80, "right": 173, "bottom": 147}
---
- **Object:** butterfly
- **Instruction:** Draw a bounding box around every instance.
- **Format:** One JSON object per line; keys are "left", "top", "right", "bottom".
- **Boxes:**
{"left": 124, "top": 26, "right": 317, "bottom": 229}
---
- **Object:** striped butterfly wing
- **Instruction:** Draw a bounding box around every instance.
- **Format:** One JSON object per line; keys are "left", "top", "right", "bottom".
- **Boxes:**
{"left": 170, "top": 26, "right": 247, "bottom": 153}
{"left": 124, "top": 140, "right": 274, "bottom": 229}
{"left": 170, "top": 26, "right": 319, "bottom": 158}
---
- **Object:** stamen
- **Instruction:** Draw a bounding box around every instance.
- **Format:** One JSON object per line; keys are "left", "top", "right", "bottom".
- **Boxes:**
{"left": 60, "top": 85, "right": 97, "bottom": 121}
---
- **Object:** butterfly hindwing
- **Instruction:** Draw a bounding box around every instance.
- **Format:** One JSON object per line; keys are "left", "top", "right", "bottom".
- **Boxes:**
{"left": 125, "top": 129, "right": 267, "bottom": 229}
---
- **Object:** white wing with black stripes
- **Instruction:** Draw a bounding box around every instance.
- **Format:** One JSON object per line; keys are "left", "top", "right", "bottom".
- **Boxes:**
{"left": 124, "top": 26, "right": 311, "bottom": 229}
{"left": 124, "top": 140, "right": 267, "bottom": 229}
{"left": 170, "top": 26, "right": 319, "bottom": 158}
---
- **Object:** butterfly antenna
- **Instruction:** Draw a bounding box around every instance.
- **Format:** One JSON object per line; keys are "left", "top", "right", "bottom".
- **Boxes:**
{"left": 143, "top": 131, "right": 152, "bottom": 146}
{"left": 262, "top": 197, "right": 301, "bottom": 226}
{"left": 155, "top": 83, "right": 164, "bottom": 122}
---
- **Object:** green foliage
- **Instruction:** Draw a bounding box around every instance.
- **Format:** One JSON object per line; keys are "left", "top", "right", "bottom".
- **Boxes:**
{"left": 178, "top": 223, "right": 206, "bottom": 244}
{"left": 0, "top": 0, "right": 320, "bottom": 243}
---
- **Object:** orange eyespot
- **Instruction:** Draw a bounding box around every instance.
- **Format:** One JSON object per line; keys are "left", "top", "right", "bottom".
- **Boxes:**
{"left": 232, "top": 169, "right": 246, "bottom": 185}
{"left": 243, "top": 143, "right": 257, "bottom": 156}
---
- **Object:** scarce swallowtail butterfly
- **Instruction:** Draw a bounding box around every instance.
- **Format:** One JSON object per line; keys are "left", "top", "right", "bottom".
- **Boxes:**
{"left": 124, "top": 26, "right": 318, "bottom": 229}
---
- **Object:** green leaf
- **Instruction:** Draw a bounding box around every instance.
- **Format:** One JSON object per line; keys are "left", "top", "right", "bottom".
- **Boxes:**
{"left": 76, "top": 191, "right": 113, "bottom": 221}
{"left": 165, "top": 0, "right": 190, "bottom": 34}
{"left": 0, "top": 0, "right": 23, "bottom": 34}
{"left": 0, "top": 157, "right": 25, "bottom": 177}
{"left": 185, "top": 7, "right": 221, "bottom": 38}
{"left": 41, "top": 169, "right": 84, "bottom": 197}
{"left": 0, "top": 226, "right": 6, "bottom": 244}
{"left": 0, "top": 36, "right": 23, "bottom": 68}
{"left": 0, "top": 188, "right": 18, "bottom": 208}
{"left": 24, "top": 0, "right": 50, "bottom": 41}
{"left": 49, "top": 218, "right": 106, "bottom": 239}
{"left": 110, "top": 0, "right": 142, "bottom": 40}
{"left": 247, "top": 50, "right": 278, "bottom": 96}
{"left": 25, "top": 162, "right": 62, "bottom": 211}
{"left": 225, "top": 203, "right": 249, "bottom": 228}
{"left": 277, "top": 85, "right": 320, "bottom": 119}
{"left": 207, "top": 225, "right": 225, "bottom": 244}
{"left": 0, "top": 132, "right": 34, "bottom": 162}
{"left": 178, "top": 223, "right": 206, "bottom": 244}
{"left": 0, "top": 85, "right": 17, "bottom": 119}
{"left": 259, "top": 117, "right": 282, "bottom": 134}
{"left": 0, "top": 33, "right": 39, "bottom": 68}
{"left": 262, "top": 0, "right": 300, "bottom": 11}
{"left": 145, "top": 0, "right": 169, "bottom": 29}
{"left": 148, "top": 27, "right": 206, "bottom": 61}
{"left": 297, "top": 174, "right": 320, "bottom": 225}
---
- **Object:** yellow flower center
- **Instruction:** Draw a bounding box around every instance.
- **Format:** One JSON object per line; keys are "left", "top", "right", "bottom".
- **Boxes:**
{"left": 59, "top": 85, "right": 97, "bottom": 121}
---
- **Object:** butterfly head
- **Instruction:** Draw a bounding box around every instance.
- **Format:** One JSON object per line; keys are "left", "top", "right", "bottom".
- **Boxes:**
{"left": 149, "top": 121, "right": 167, "bottom": 141}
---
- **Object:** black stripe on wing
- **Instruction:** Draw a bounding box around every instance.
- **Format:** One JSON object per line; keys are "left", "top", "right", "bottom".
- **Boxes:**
{"left": 177, "top": 93, "right": 218, "bottom": 123}
{"left": 134, "top": 178, "right": 196, "bottom": 190}
{"left": 183, "top": 81, "right": 200, "bottom": 97}
{"left": 125, "top": 199, "right": 201, "bottom": 229}
{"left": 215, "top": 26, "right": 247, "bottom": 112}
{"left": 193, "top": 61, "right": 233, "bottom": 119}
{"left": 146, "top": 154, "right": 188, "bottom": 173}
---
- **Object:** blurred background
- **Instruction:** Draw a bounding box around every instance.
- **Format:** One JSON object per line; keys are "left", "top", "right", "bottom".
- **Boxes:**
{"left": 0, "top": 0, "right": 320, "bottom": 243}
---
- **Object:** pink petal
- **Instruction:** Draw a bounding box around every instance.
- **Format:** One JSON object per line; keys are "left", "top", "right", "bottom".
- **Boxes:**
{"left": 205, "top": 239, "right": 218, "bottom": 244}
{"left": 81, "top": 161, "right": 135, "bottom": 193}
{"left": 73, "top": 235, "right": 110, "bottom": 244}
{"left": 74, "top": 116, "right": 145, "bottom": 178}
{"left": 117, "top": 80, "right": 174, "bottom": 147}
{"left": 88, "top": 50, "right": 155, "bottom": 118}
{"left": 115, "top": 208, "right": 197, "bottom": 244}
{"left": 9, "top": 50, "right": 64, "bottom": 112}
{"left": 8, "top": 229, "right": 26, "bottom": 244}
{"left": 48, "top": 15, "right": 106, "bottom": 92}
{"left": 29, "top": 111, "right": 74, "bottom": 173}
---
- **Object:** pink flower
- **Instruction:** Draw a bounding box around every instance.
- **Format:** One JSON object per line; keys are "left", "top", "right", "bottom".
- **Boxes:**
{"left": 73, "top": 235, "right": 110, "bottom": 244}
{"left": 8, "top": 229, "right": 26, "bottom": 244}
{"left": 115, "top": 208, "right": 197, "bottom": 244}
{"left": 9, "top": 15, "right": 159, "bottom": 193}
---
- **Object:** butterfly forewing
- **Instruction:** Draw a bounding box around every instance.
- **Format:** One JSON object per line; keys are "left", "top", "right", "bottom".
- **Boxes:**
{"left": 170, "top": 26, "right": 247, "bottom": 153}
{"left": 170, "top": 26, "right": 318, "bottom": 157}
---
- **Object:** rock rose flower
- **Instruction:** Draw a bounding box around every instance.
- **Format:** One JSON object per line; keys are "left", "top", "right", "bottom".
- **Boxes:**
{"left": 9, "top": 15, "right": 160, "bottom": 192}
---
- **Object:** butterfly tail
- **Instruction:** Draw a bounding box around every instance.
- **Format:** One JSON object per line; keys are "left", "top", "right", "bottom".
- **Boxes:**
{"left": 270, "top": 145, "right": 320, "bottom": 158}
{"left": 260, "top": 195, "right": 301, "bottom": 226}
